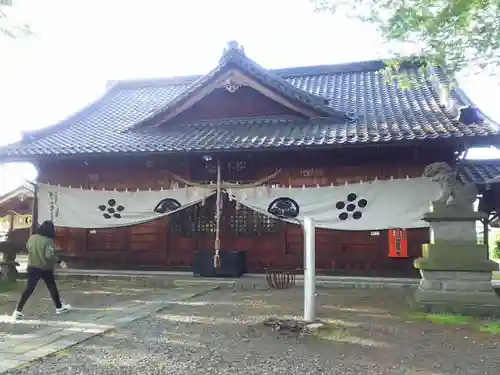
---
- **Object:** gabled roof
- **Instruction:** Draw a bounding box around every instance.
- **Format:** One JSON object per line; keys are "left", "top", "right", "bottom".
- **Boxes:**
{"left": 0, "top": 42, "right": 498, "bottom": 160}
{"left": 134, "top": 41, "right": 351, "bottom": 128}
{"left": 457, "top": 159, "right": 500, "bottom": 187}
{"left": 0, "top": 184, "right": 33, "bottom": 207}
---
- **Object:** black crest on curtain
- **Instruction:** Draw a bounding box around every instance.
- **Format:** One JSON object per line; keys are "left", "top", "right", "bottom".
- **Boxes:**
{"left": 98, "top": 199, "right": 125, "bottom": 219}
{"left": 267, "top": 197, "right": 300, "bottom": 218}
{"left": 154, "top": 198, "right": 182, "bottom": 214}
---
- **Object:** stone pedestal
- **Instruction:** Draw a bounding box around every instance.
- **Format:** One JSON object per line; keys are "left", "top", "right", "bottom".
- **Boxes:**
{"left": 0, "top": 261, "right": 19, "bottom": 281}
{"left": 0, "top": 241, "right": 21, "bottom": 282}
{"left": 413, "top": 210, "right": 500, "bottom": 317}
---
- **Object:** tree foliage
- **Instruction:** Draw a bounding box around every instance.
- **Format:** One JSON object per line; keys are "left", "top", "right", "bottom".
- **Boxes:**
{"left": 312, "top": 0, "right": 500, "bottom": 77}
{"left": 493, "top": 237, "right": 500, "bottom": 259}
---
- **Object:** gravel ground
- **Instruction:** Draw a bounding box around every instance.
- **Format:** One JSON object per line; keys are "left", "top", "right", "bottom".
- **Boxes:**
{"left": 3, "top": 287, "right": 500, "bottom": 375}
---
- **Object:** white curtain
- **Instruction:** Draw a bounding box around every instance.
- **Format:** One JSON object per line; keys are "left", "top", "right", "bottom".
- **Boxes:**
{"left": 228, "top": 178, "right": 441, "bottom": 230}
{"left": 37, "top": 183, "right": 215, "bottom": 229}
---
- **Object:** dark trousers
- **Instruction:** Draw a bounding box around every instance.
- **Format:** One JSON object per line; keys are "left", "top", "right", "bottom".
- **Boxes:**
{"left": 16, "top": 267, "right": 62, "bottom": 311}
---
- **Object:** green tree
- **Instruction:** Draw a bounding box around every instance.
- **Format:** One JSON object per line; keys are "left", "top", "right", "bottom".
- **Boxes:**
{"left": 312, "top": 0, "right": 500, "bottom": 77}
{"left": 493, "top": 235, "right": 500, "bottom": 259}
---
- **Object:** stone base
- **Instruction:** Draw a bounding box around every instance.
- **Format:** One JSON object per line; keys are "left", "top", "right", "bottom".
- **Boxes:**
{"left": 0, "top": 263, "right": 19, "bottom": 282}
{"left": 414, "top": 243, "right": 498, "bottom": 272}
{"left": 413, "top": 270, "right": 500, "bottom": 317}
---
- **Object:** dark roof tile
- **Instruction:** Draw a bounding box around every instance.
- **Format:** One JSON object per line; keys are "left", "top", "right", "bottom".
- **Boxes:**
{"left": 458, "top": 159, "right": 500, "bottom": 186}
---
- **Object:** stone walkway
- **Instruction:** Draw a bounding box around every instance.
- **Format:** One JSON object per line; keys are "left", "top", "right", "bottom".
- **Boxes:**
{"left": 0, "top": 285, "right": 215, "bottom": 374}
{"left": 3, "top": 287, "right": 499, "bottom": 375}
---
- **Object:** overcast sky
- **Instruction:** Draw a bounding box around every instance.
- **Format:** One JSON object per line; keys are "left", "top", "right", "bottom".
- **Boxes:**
{"left": 1, "top": 0, "right": 499, "bottom": 194}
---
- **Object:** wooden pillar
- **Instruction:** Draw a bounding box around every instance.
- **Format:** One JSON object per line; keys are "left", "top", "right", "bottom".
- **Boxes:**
{"left": 8, "top": 211, "right": 14, "bottom": 235}
{"left": 30, "top": 183, "right": 38, "bottom": 235}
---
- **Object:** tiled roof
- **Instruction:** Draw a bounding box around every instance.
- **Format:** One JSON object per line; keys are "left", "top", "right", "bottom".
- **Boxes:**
{"left": 0, "top": 42, "right": 498, "bottom": 159}
{"left": 136, "top": 41, "right": 349, "bottom": 128}
{"left": 458, "top": 159, "right": 500, "bottom": 186}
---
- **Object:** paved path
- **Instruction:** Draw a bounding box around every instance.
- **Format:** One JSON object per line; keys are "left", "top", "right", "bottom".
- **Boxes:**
{"left": 0, "top": 286, "right": 215, "bottom": 374}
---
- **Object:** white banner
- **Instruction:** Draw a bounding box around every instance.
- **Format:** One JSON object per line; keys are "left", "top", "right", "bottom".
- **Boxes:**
{"left": 37, "top": 184, "right": 215, "bottom": 229}
{"left": 229, "top": 178, "right": 441, "bottom": 230}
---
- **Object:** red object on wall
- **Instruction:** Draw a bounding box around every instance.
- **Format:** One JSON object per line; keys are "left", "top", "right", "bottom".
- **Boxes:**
{"left": 388, "top": 228, "right": 408, "bottom": 258}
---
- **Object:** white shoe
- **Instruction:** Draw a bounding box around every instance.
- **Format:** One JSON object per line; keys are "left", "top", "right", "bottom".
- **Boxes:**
{"left": 56, "top": 303, "right": 71, "bottom": 315}
{"left": 12, "top": 310, "right": 24, "bottom": 320}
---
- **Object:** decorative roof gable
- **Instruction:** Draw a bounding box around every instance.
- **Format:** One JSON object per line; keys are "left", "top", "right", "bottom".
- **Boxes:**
{"left": 0, "top": 184, "right": 33, "bottom": 207}
{"left": 134, "top": 41, "right": 352, "bottom": 129}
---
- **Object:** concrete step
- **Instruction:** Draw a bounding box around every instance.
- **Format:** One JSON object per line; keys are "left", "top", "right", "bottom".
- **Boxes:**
{"left": 14, "top": 268, "right": 495, "bottom": 290}
{"left": 13, "top": 259, "right": 500, "bottom": 289}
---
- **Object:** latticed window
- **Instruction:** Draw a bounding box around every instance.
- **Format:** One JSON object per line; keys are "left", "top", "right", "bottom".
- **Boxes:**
{"left": 251, "top": 211, "right": 278, "bottom": 234}
{"left": 169, "top": 204, "right": 215, "bottom": 236}
{"left": 169, "top": 209, "right": 196, "bottom": 237}
{"left": 194, "top": 204, "right": 216, "bottom": 234}
{"left": 169, "top": 197, "right": 279, "bottom": 237}
{"left": 227, "top": 205, "right": 278, "bottom": 236}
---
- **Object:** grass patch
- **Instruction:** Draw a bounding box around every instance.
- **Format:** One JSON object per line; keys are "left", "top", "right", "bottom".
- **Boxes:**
{"left": 479, "top": 322, "right": 500, "bottom": 334}
{"left": 408, "top": 312, "right": 500, "bottom": 334}
{"left": 493, "top": 273, "right": 500, "bottom": 280}
{"left": 409, "top": 312, "right": 474, "bottom": 325}
{"left": 52, "top": 349, "right": 71, "bottom": 358}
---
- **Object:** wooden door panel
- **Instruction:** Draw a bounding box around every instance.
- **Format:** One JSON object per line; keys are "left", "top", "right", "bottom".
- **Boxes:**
{"left": 222, "top": 197, "right": 285, "bottom": 272}
{"left": 87, "top": 228, "right": 126, "bottom": 251}
{"left": 129, "top": 219, "right": 167, "bottom": 252}
{"left": 166, "top": 196, "right": 216, "bottom": 268}
{"left": 167, "top": 237, "right": 196, "bottom": 267}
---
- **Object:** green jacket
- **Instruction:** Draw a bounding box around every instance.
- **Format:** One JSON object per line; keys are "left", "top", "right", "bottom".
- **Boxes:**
{"left": 27, "top": 234, "right": 58, "bottom": 270}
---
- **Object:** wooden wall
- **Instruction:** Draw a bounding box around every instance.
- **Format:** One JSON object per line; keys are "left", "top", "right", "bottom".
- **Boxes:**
{"left": 170, "top": 86, "right": 306, "bottom": 123}
{"left": 34, "top": 144, "right": 454, "bottom": 276}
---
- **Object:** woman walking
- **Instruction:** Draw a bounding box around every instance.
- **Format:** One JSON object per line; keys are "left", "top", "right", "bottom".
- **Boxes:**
{"left": 12, "top": 220, "right": 70, "bottom": 320}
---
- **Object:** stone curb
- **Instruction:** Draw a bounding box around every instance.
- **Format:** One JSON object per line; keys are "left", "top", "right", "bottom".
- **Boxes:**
{"left": 48, "top": 273, "right": 500, "bottom": 290}
{"left": 0, "top": 286, "right": 218, "bottom": 374}
{"left": 15, "top": 268, "right": 500, "bottom": 290}
{"left": 51, "top": 273, "right": 422, "bottom": 290}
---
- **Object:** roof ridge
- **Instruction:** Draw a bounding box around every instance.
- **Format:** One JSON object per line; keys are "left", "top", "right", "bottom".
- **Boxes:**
{"left": 107, "top": 75, "right": 201, "bottom": 89}
{"left": 106, "top": 56, "right": 427, "bottom": 87}
{"left": 132, "top": 41, "right": 350, "bottom": 129}
{"left": 18, "top": 85, "right": 120, "bottom": 143}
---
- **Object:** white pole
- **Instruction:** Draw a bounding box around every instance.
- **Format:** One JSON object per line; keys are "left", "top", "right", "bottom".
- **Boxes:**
{"left": 303, "top": 217, "right": 316, "bottom": 322}
{"left": 214, "top": 159, "right": 221, "bottom": 268}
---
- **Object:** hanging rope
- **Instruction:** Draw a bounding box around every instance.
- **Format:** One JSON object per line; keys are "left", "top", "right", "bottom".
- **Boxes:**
{"left": 168, "top": 169, "right": 282, "bottom": 189}
{"left": 214, "top": 159, "right": 221, "bottom": 268}
{"left": 167, "top": 164, "right": 282, "bottom": 269}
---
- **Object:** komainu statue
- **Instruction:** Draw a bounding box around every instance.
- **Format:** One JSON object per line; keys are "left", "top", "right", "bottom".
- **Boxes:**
{"left": 422, "top": 162, "right": 477, "bottom": 212}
